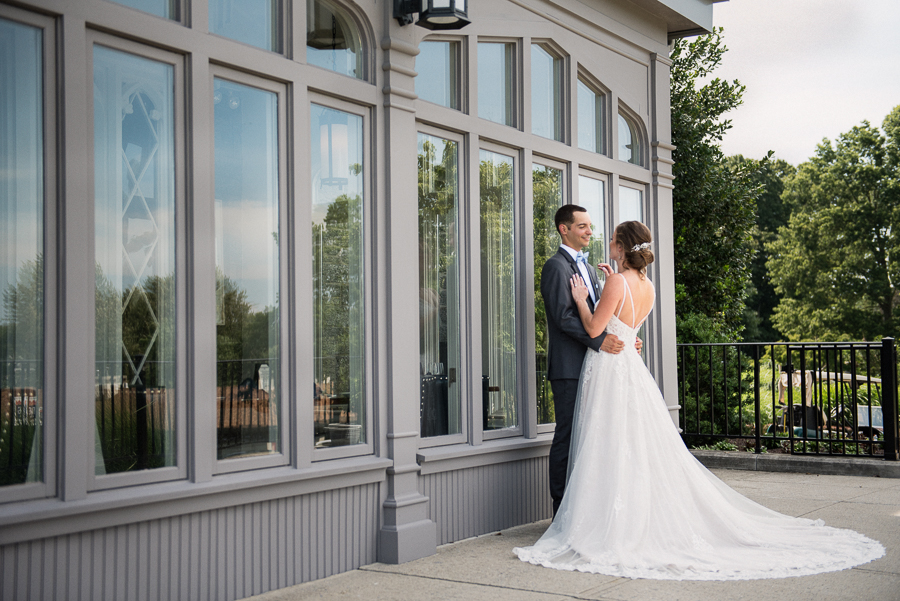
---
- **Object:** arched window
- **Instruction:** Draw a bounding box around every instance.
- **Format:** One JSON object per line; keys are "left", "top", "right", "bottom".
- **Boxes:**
{"left": 307, "top": 0, "right": 363, "bottom": 79}
{"left": 618, "top": 113, "right": 642, "bottom": 166}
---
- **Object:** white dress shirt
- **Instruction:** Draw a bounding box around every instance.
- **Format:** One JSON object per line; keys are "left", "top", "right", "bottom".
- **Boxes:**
{"left": 559, "top": 244, "right": 598, "bottom": 305}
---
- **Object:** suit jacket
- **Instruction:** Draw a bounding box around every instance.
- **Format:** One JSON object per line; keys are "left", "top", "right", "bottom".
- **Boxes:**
{"left": 541, "top": 247, "right": 607, "bottom": 380}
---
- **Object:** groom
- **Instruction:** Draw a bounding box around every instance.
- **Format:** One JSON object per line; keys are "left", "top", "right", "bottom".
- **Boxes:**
{"left": 541, "top": 205, "right": 624, "bottom": 517}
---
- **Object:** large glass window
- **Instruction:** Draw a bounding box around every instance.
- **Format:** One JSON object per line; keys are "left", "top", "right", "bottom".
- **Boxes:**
{"left": 109, "top": 0, "right": 177, "bottom": 20}
{"left": 307, "top": 0, "right": 363, "bottom": 79}
{"left": 480, "top": 149, "right": 517, "bottom": 431}
{"left": 578, "top": 175, "right": 606, "bottom": 265}
{"left": 311, "top": 104, "right": 366, "bottom": 449}
{"left": 577, "top": 79, "right": 604, "bottom": 154}
{"left": 532, "top": 165, "right": 562, "bottom": 426}
{"left": 619, "top": 185, "right": 643, "bottom": 224}
{"left": 478, "top": 42, "right": 514, "bottom": 127}
{"left": 213, "top": 78, "right": 281, "bottom": 460}
{"left": 418, "top": 133, "right": 461, "bottom": 438}
{"left": 210, "top": 0, "right": 281, "bottom": 52}
{"left": 0, "top": 18, "right": 43, "bottom": 487}
{"left": 531, "top": 44, "right": 563, "bottom": 141}
{"left": 618, "top": 113, "right": 642, "bottom": 166}
{"left": 94, "top": 46, "right": 176, "bottom": 474}
{"left": 416, "top": 41, "right": 460, "bottom": 110}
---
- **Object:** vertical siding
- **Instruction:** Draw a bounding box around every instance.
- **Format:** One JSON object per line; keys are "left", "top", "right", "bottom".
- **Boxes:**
{"left": 420, "top": 456, "right": 552, "bottom": 546}
{"left": 0, "top": 483, "right": 379, "bottom": 601}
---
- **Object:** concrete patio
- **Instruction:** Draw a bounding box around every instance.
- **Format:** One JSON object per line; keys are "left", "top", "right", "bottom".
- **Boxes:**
{"left": 241, "top": 462, "right": 900, "bottom": 601}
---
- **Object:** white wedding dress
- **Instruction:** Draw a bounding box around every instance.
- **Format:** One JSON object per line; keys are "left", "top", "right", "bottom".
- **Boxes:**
{"left": 515, "top": 276, "right": 884, "bottom": 580}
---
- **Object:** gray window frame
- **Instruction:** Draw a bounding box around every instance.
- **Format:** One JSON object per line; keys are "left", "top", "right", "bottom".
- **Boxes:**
{"left": 209, "top": 65, "right": 292, "bottom": 475}
{"left": 0, "top": 4, "right": 58, "bottom": 505}
{"left": 86, "top": 33, "right": 189, "bottom": 490}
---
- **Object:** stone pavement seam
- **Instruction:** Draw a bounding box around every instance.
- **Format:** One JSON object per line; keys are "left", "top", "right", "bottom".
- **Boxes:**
{"left": 356, "top": 566, "right": 624, "bottom": 601}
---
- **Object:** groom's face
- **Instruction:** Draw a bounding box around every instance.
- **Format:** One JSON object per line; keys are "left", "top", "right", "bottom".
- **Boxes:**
{"left": 560, "top": 211, "right": 593, "bottom": 252}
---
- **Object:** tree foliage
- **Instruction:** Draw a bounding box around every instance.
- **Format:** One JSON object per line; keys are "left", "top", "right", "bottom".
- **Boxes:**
{"left": 767, "top": 106, "right": 900, "bottom": 341}
{"left": 731, "top": 156, "right": 795, "bottom": 342}
{"left": 670, "top": 28, "right": 765, "bottom": 341}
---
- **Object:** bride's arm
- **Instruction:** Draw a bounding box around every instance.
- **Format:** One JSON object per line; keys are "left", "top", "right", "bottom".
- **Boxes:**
{"left": 570, "top": 274, "right": 624, "bottom": 338}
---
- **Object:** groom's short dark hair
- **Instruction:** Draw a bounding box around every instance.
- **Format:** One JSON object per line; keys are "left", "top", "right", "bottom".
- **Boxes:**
{"left": 554, "top": 205, "right": 588, "bottom": 235}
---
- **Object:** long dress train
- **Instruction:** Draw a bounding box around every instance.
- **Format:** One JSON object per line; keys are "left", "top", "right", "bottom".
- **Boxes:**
{"left": 514, "top": 276, "right": 884, "bottom": 580}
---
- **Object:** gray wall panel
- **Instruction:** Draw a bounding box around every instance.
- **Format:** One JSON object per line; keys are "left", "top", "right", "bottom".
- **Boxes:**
{"left": 0, "top": 483, "right": 379, "bottom": 601}
{"left": 420, "top": 457, "right": 552, "bottom": 546}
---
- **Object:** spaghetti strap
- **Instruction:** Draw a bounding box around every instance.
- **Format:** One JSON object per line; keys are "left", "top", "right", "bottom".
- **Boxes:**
{"left": 615, "top": 274, "right": 636, "bottom": 327}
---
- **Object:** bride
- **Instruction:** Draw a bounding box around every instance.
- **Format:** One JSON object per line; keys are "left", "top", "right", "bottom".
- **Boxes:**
{"left": 514, "top": 220, "right": 884, "bottom": 580}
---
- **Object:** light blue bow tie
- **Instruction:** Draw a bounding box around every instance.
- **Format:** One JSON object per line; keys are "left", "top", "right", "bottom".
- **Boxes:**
{"left": 575, "top": 251, "right": 589, "bottom": 264}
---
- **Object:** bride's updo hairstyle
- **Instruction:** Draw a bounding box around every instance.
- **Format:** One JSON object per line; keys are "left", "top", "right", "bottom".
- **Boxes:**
{"left": 615, "top": 220, "right": 654, "bottom": 276}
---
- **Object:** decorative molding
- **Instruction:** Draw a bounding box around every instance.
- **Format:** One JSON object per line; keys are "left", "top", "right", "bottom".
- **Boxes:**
{"left": 653, "top": 155, "right": 675, "bottom": 166}
{"left": 384, "top": 99, "right": 417, "bottom": 113}
{"left": 653, "top": 170, "right": 675, "bottom": 181}
{"left": 380, "top": 36, "right": 420, "bottom": 57}
{"left": 387, "top": 430, "right": 420, "bottom": 440}
{"left": 383, "top": 85, "right": 418, "bottom": 100}
{"left": 652, "top": 140, "right": 676, "bottom": 151}
{"left": 650, "top": 52, "right": 673, "bottom": 67}
{"left": 383, "top": 62, "right": 418, "bottom": 78}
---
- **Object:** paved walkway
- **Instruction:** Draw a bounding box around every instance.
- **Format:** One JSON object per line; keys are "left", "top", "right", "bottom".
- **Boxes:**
{"left": 242, "top": 468, "right": 900, "bottom": 601}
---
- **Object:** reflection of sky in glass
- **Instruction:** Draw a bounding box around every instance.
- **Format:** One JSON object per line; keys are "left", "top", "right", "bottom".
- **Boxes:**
{"left": 210, "top": 0, "right": 278, "bottom": 52}
{"left": 619, "top": 186, "right": 643, "bottom": 224}
{"left": 531, "top": 45, "right": 560, "bottom": 141}
{"left": 310, "top": 104, "right": 363, "bottom": 224}
{"left": 478, "top": 43, "right": 512, "bottom": 126}
{"left": 579, "top": 175, "right": 606, "bottom": 265}
{"left": 214, "top": 79, "right": 279, "bottom": 312}
{"left": 619, "top": 114, "right": 640, "bottom": 164}
{"left": 578, "top": 80, "right": 603, "bottom": 154}
{"left": 417, "top": 41, "right": 457, "bottom": 109}
{"left": 0, "top": 19, "right": 42, "bottom": 322}
{"left": 107, "top": 0, "right": 174, "bottom": 19}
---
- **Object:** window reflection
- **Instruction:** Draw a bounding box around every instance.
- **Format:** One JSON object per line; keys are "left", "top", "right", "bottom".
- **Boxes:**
{"left": 94, "top": 47, "right": 176, "bottom": 474}
{"left": 478, "top": 42, "right": 514, "bottom": 127}
{"left": 619, "top": 186, "right": 643, "bottom": 224}
{"left": 213, "top": 78, "right": 281, "bottom": 460}
{"left": 210, "top": 0, "right": 281, "bottom": 52}
{"left": 578, "top": 79, "right": 604, "bottom": 154}
{"left": 0, "top": 18, "right": 43, "bottom": 487}
{"left": 480, "top": 150, "right": 517, "bottom": 431}
{"left": 533, "top": 165, "right": 562, "bottom": 425}
{"left": 418, "top": 133, "right": 461, "bottom": 437}
{"left": 307, "top": 0, "right": 363, "bottom": 79}
{"left": 578, "top": 176, "right": 606, "bottom": 265}
{"left": 618, "top": 114, "right": 642, "bottom": 166}
{"left": 531, "top": 44, "right": 562, "bottom": 141}
{"left": 311, "top": 104, "right": 365, "bottom": 448}
{"left": 416, "top": 41, "right": 459, "bottom": 109}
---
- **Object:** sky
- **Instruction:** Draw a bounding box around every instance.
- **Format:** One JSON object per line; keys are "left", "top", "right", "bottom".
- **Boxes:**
{"left": 708, "top": 0, "right": 900, "bottom": 166}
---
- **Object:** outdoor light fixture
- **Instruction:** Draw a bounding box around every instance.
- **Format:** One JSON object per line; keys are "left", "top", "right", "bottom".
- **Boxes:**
{"left": 394, "top": 0, "right": 470, "bottom": 30}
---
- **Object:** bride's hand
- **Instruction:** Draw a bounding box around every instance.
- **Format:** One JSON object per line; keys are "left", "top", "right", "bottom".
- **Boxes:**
{"left": 597, "top": 263, "right": 614, "bottom": 278}
{"left": 570, "top": 275, "right": 589, "bottom": 304}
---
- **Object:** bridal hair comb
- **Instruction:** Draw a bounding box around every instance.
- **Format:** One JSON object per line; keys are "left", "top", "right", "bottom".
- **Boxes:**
{"left": 631, "top": 242, "right": 651, "bottom": 252}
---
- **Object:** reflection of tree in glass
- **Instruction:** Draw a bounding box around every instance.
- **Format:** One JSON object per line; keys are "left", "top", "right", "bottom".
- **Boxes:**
{"left": 0, "top": 254, "right": 43, "bottom": 485}
{"left": 313, "top": 193, "right": 364, "bottom": 429}
{"left": 480, "top": 156, "right": 517, "bottom": 429}
{"left": 533, "top": 168, "right": 561, "bottom": 424}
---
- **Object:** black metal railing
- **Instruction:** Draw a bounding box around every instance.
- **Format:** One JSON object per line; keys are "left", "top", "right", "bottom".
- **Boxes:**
{"left": 678, "top": 338, "right": 899, "bottom": 460}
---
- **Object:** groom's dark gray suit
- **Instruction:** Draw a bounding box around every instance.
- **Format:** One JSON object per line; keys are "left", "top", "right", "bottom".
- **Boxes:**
{"left": 541, "top": 247, "right": 606, "bottom": 515}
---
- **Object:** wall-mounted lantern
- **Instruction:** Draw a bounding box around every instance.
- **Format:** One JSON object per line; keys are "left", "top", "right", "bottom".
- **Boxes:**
{"left": 394, "top": 0, "right": 470, "bottom": 30}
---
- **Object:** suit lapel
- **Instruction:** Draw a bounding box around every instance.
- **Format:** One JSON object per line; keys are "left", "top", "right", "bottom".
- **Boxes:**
{"left": 558, "top": 247, "right": 599, "bottom": 313}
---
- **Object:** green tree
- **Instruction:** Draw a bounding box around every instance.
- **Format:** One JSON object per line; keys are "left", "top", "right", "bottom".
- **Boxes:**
{"left": 670, "top": 28, "right": 765, "bottom": 341}
{"left": 767, "top": 106, "right": 900, "bottom": 341}
{"left": 730, "top": 156, "right": 795, "bottom": 342}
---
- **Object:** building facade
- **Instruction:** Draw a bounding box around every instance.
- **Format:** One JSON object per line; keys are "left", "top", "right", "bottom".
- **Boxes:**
{"left": 0, "top": 0, "right": 717, "bottom": 598}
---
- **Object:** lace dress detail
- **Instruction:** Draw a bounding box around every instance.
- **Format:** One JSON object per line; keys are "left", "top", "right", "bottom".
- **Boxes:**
{"left": 515, "top": 276, "right": 884, "bottom": 581}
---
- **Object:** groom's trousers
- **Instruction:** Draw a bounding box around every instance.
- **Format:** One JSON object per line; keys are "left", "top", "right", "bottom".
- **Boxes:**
{"left": 549, "top": 378, "right": 579, "bottom": 516}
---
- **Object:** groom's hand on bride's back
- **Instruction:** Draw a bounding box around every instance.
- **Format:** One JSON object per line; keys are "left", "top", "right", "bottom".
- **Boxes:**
{"left": 635, "top": 337, "right": 643, "bottom": 355}
{"left": 600, "top": 334, "right": 625, "bottom": 354}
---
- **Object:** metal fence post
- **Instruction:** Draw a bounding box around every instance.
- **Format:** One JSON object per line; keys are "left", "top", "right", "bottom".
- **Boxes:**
{"left": 881, "top": 337, "right": 899, "bottom": 461}
{"left": 754, "top": 345, "right": 761, "bottom": 454}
